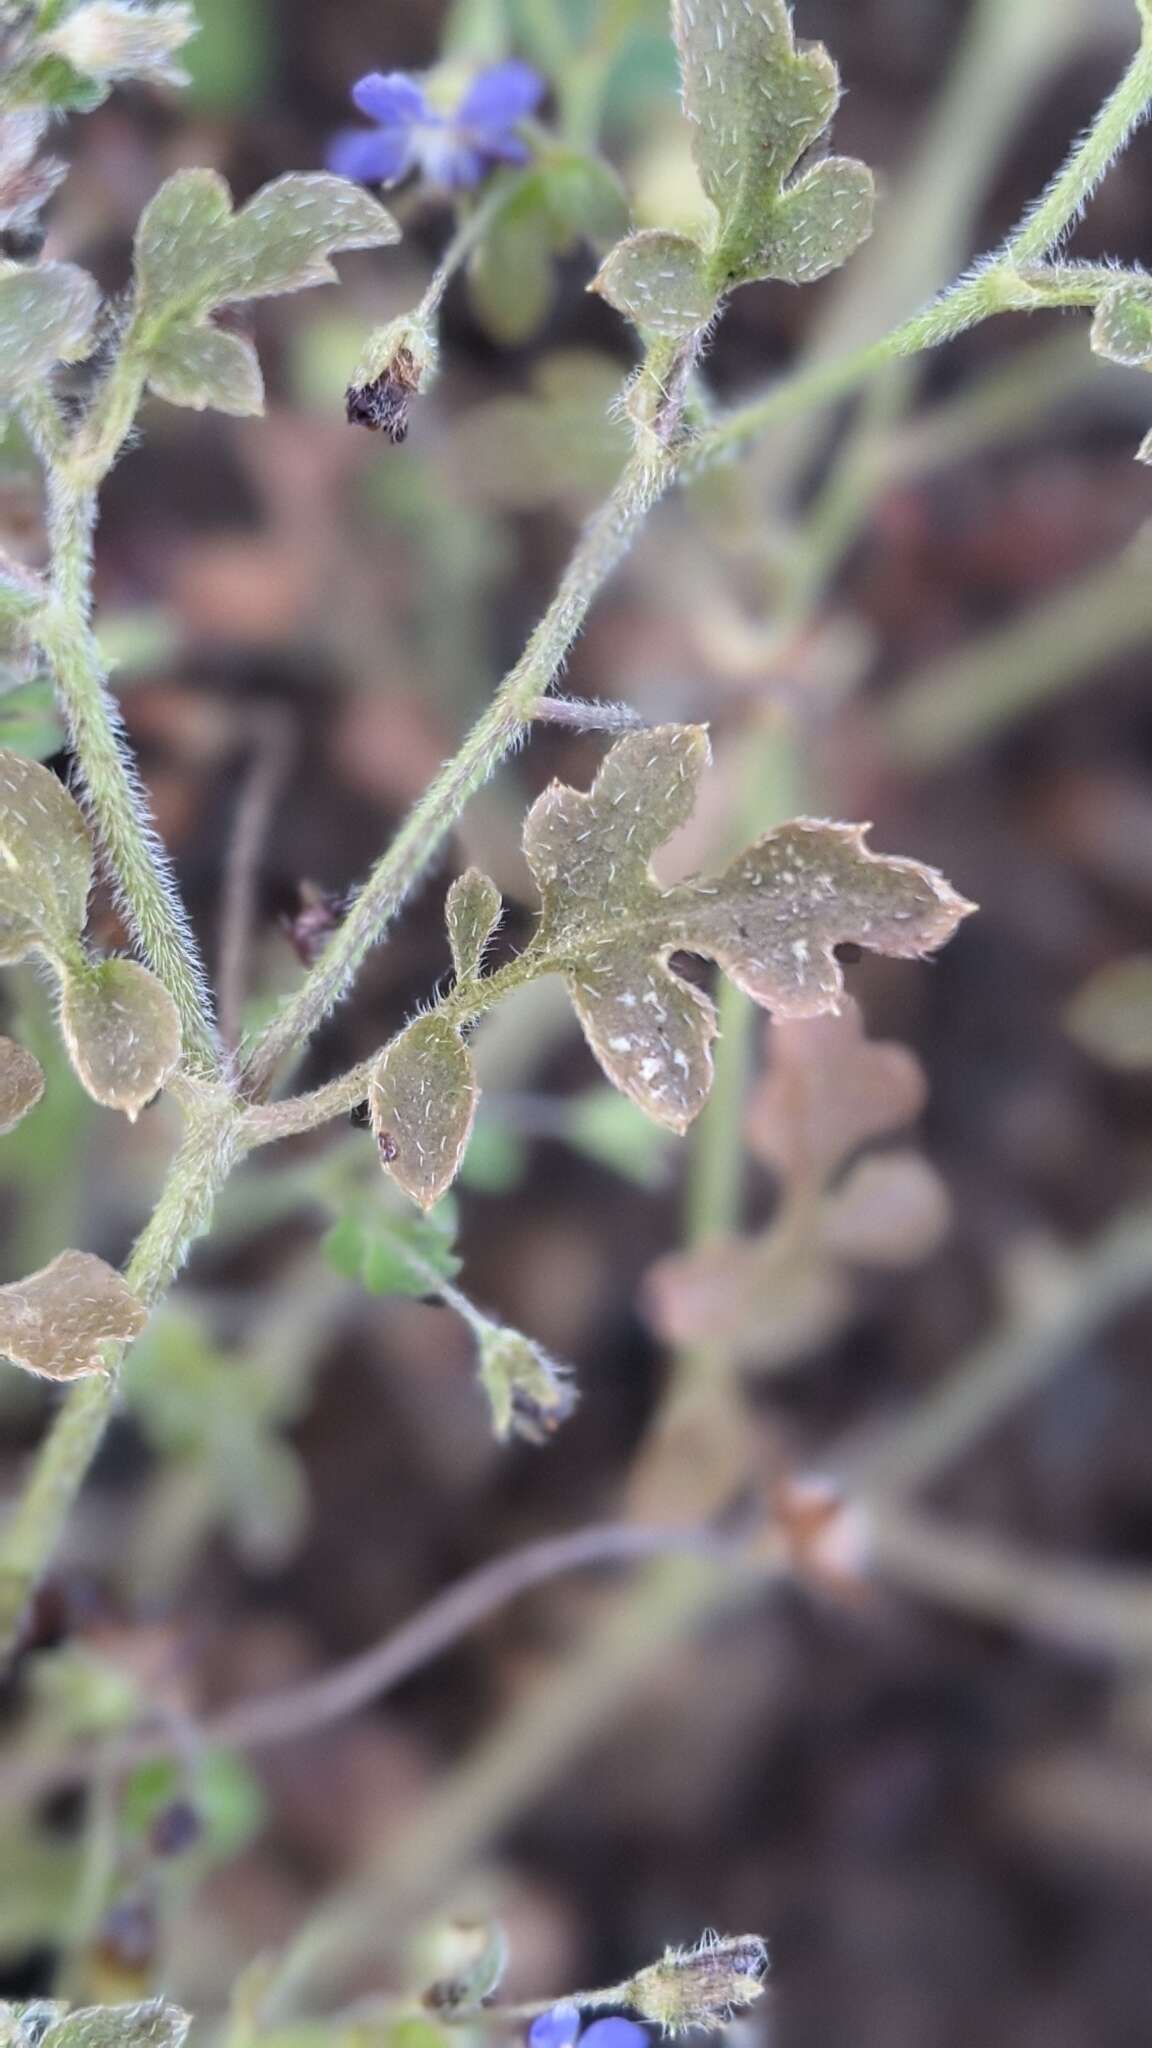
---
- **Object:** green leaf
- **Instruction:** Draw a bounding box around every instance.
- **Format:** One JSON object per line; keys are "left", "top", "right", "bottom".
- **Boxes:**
{"left": 0, "top": 750, "right": 92, "bottom": 964}
{"left": 566, "top": 1086, "right": 673, "bottom": 1187}
{"left": 1090, "top": 282, "right": 1152, "bottom": 369}
{"left": 0, "top": 677, "right": 64, "bottom": 761}
{"left": 671, "top": 0, "right": 873, "bottom": 288}
{"left": 0, "top": 1249, "right": 147, "bottom": 1381}
{"left": 0, "top": 1035, "right": 44, "bottom": 1133}
{"left": 540, "top": 150, "right": 630, "bottom": 247}
{"left": 592, "top": 228, "right": 715, "bottom": 339}
{"left": 144, "top": 321, "right": 264, "bottom": 414}
{"left": 742, "top": 157, "right": 876, "bottom": 287}
{"left": 370, "top": 1014, "right": 479, "bottom": 1210}
{"left": 524, "top": 726, "right": 974, "bottom": 1128}
{"left": 323, "top": 1195, "right": 462, "bottom": 1297}
{"left": 468, "top": 184, "right": 556, "bottom": 345}
{"left": 446, "top": 867, "right": 502, "bottom": 983}
{"left": 0, "top": 261, "right": 99, "bottom": 400}
{"left": 39, "top": 2002, "right": 190, "bottom": 2048}
{"left": 131, "top": 169, "right": 398, "bottom": 411}
{"left": 58, "top": 957, "right": 182, "bottom": 1117}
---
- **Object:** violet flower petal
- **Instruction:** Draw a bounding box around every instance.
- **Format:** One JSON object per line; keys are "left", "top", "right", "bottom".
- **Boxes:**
{"left": 528, "top": 2006, "right": 582, "bottom": 2048}
{"left": 579, "top": 2023, "right": 648, "bottom": 2048}
{"left": 326, "top": 125, "right": 415, "bottom": 185}
{"left": 457, "top": 59, "right": 544, "bottom": 135}
{"left": 351, "top": 70, "right": 429, "bottom": 125}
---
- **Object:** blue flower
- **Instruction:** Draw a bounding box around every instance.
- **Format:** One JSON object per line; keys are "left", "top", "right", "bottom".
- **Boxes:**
{"left": 328, "top": 61, "right": 544, "bottom": 191}
{"left": 529, "top": 2007, "right": 647, "bottom": 2048}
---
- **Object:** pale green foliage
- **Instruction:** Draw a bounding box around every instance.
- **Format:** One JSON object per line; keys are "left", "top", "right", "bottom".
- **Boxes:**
{"left": 0, "top": 1036, "right": 45, "bottom": 1133}
{"left": 130, "top": 168, "right": 398, "bottom": 413}
{"left": 58, "top": 956, "right": 182, "bottom": 1117}
{"left": 468, "top": 153, "right": 628, "bottom": 345}
{"left": 324, "top": 1193, "right": 462, "bottom": 1296}
{"left": 371, "top": 1012, "right": 478, "bottom": 1209}
{"left": 446, "top": 866, "right": 503, "bottom": 983}
{"left": 123, "top": 1310, "right": 312, "bottom": 1567}
{"left": 418, "top": 1917, "right": 509, "bottom": 2015}
{"left": 592, "top": 228, "right": 715, "bottom": 339}
{"left": 0, "top": 262, "right": 99, "bottom": 401}
{"left": 673, "top": 0, "right": 873, "bottom": 288}
{"left": 0, "top": 754, "right": 182, "bottom": 1114}
{"left": 0, "top": 1248, "right": 147, "bottom": 1381}
{"left": 476, "top": 1323, "right": 576, "bottom": 1443}
{"left": 524, "top": 726, "right": 973, "bottom": 1130}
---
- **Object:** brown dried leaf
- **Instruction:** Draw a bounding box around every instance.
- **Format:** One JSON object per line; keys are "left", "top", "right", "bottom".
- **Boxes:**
{"left": 0, "top": 750, "right": 92, "bottom": 963}
{"left": 446, "top": 868, "right": 502, "bottom": 985}
{"left": 0, "top": 1250, "right": 147, "bottom": 1381}
{"left": 0, "top": 1034, "right": 44, "bottom": 1132}
{"left": 370, "top": 1014, "right": 478, "bottom": 1210}
{"left": 525, "top": 725, "right": 973, "bottom": 1129}
{"left": 747, "top": 999, "right": 927, "bottom": 1186}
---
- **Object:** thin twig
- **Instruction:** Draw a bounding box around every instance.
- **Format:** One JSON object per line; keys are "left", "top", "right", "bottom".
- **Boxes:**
{"left": 216, "top": 704, "right": 295, "bottom": 1050}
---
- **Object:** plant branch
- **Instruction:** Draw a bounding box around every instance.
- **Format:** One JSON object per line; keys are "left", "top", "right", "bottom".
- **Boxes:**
{"left": 217, "top": 705, "right": 295, "bottom": 1050}
{"left": 238, "top": 411, "right": 680, "bottom": 1102}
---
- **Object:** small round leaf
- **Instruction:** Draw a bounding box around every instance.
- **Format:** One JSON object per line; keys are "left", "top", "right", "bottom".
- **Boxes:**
{"left": 59, "top": 958, "right": 182, "bottom": 1117}
{"left": 0, "top": 750, "right": 92, "bottom": 963}
{"left": 370, "top": 1014, "right": 479, "bottom": 1210}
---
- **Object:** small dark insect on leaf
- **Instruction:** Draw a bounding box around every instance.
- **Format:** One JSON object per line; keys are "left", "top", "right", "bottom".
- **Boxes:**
{"left": 377, "top": 1128, "right": 399, "bottom": 1164}
{"left": 0, "top": 222, "right": 46, "bottom": 261}
{"left": 348, "top": 1097, "right": 372, "bottom": 1130}
{"left": 345, "top": 344, "right": 420, "bottom": 442}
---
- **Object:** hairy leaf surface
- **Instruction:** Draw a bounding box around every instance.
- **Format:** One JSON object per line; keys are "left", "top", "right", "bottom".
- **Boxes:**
{"left": 524, "top": 726, "right": 973, "bottom": 1128}
{"left": 370, "top": 1014, "right": 478, "bottom": 1210}
{"left": 59, "top": 958, "right": 182, "bottom": 1117}
{"left": 0, "top": 1250, "right": 147, "bottom": 1381}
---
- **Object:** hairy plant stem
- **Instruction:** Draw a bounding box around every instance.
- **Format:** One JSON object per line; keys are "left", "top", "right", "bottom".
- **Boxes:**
{"left": 36, "top": 452, "right": 221, "bottom": 1078}
{"left": 239, "top": 400, "right": 683, "bottom": 1103}
{"left": 0, "top": 1085, "right": 244, "bottom": 1663}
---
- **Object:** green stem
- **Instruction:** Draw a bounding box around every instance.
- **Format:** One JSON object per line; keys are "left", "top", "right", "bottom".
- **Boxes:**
{"left": 695, "top": 29, "right": 1152, "bottom": 472}
{"left": 239, "top": 410, "right": 682, "bottom": 1103}
{"left": 0, "top": 1088, "right": 243, "bottom": 1665}
{"left": 36, "top": 469, "right": 220, "bottom": 1078}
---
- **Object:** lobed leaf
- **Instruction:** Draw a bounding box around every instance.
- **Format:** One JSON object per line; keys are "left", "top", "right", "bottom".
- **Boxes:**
{"left": 445, "top": 868, "right": 503, "bottom": 984}
{"left": 370, "top": 1014, "right": 479, "bottom": 1210}
{"left": 0, "top": 750, "right": 92, "bottom": 964}
{"left": 132, "top": 169, "right": 397, "bottom": 411}
{"left": 58, "top": 957, "right": 182, "bottom": 1118}
{"left": 0, "top": 261, "right": 99, "bottom": 400}
{"left": 671, "top": 0, "right": 872, "bottom": 288}
{"left": 524, "top": 725, "right": 973, "bottom": 1129}
{"left": 591, "top": 228, "right": 715, "bottom": 339}
{"left": 0, "top": 1036, "right": 44, "bottom": 1133}
{"left": 0, "top": 1250, "right": 147, "bottom": 1382}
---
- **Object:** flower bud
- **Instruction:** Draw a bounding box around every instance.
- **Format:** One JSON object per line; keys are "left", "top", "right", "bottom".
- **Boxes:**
{"left": 45, "top": 3, "right": 195, "bottom": 86}
{"left": 626, "top": 1934, "right": 768, "bottom": 2033}
{"left": 345, "top": 314, "right": 439, "bottom": 443}
{"left": 476, "top": 1326, "right": 577, "bottom": 1444}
